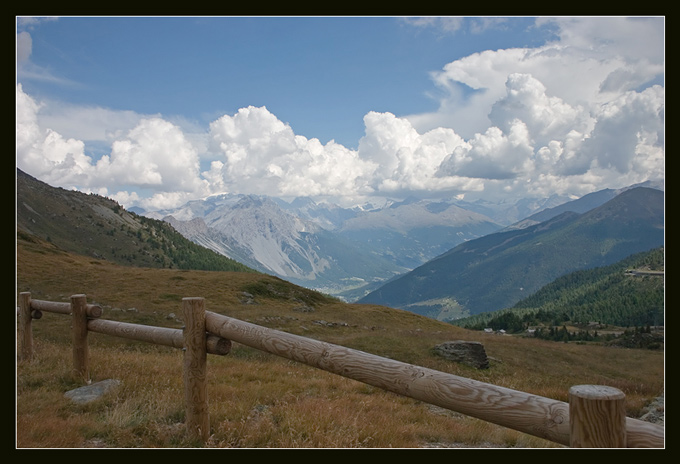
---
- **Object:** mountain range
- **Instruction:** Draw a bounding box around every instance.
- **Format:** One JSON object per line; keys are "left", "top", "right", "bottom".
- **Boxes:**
{"left": 144, "top": 180, "right": 662, "bottom": 302}
{"left": 145, "top": 194, "right": 504, "bottom": 298}
{"left": 358, "top": 186, "right": 664, "bottom": 320}
{"left": 16, "top": 166, "right": 664, "bottom": 325}
{"left": 160, "top": 194, "right": 407, "bottom": 296}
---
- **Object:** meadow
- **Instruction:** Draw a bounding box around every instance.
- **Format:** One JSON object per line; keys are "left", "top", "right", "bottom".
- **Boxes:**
{"left": 16, "top": 236, "right": 664, "bottom": 448}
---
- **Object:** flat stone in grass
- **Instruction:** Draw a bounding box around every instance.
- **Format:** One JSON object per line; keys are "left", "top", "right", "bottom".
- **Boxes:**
{"left": 64, "top": 379, "right": 121, "bottom": 404}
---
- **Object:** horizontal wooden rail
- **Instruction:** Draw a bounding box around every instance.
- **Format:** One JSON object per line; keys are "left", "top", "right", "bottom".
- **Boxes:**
{"left": 30, "top": 299, "right": 103, "bottom": 318}
{"left": 204, "top": 311, "right": 664, "bottom": 448}
{"left": 87, "top": 318, "right": 231, "bottom": 356}
{"left": 17, "top": 292, "right": 663, "bottom": 447}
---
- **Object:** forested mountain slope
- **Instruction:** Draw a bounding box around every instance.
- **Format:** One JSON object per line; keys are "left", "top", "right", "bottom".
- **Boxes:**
{"left": 455, "top": 247, "right": 664, "bottom": 330}
{"left": 359, "top": 187, "right": 664, "bottom": 319}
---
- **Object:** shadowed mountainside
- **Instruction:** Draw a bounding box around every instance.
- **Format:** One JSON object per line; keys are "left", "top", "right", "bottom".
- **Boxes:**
{"left": 360, "top": 187, "right": 664, "bottom": 319}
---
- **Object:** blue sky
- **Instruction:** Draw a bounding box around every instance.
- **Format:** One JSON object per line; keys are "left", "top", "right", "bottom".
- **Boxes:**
{"left": 17, "top": 16, "right": 664, "bottom": 210}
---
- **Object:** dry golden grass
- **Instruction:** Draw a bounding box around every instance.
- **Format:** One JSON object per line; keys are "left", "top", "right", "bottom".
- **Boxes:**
{"left": 16, "top": 236, "right": 664, "bottom": 448}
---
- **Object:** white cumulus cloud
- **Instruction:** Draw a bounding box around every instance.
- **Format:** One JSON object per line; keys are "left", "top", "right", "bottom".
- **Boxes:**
{"left": 16, "top": 84, "right": 94, "bottom": 188}
{"left": 16, "top": 85, "right": 209, "bottom": 210}
{"left": 358, "top": 111, "right": 477, "bottom": 194}
{"left": 16, "top": 17, "right": 664, "bottom": 210}
{"left": 437, "top": 120, "right": 534, "bottom": 180}
{"left": 206, "top": 106, "right": 374, "bottom": 200}
{"left": 584, "top": 85, "right": 665, "bottom": 178}
{"left": 488, "top": 73, "right": 593, "bottom": 148}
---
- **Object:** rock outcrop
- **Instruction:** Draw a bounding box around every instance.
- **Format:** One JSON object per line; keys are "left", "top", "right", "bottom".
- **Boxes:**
{"left": 433, "top": 341, "right": 489, "bottom": 369}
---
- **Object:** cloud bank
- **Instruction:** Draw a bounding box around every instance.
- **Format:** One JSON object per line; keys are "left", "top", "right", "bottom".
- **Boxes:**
{"left": 16, "top": 17, "right": 664, "bottom": 210}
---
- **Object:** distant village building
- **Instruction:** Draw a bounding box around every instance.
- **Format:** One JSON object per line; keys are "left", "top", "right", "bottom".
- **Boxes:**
{"left": 483, "top": 328, "right": 508, "bottom": 335}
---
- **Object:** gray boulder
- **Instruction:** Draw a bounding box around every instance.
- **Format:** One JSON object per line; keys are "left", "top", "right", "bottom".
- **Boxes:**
{"left": 64, "top": 379, "right": 121, "bottom": 404}
{"left": 434, "top": 341, "right": 489, "bottom": 369}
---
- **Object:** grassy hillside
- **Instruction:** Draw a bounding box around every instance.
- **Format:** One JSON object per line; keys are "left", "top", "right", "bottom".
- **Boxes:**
{"left": 16, "top": 234, "right": 664, "bottom": 448}
{"left": 16, "top": 168, "right": 255, "bottom": 273}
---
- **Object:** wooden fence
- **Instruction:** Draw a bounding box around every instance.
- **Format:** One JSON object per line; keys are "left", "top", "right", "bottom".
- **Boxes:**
{"left": 16, "top": 292, "right": 664, "bottom": 448}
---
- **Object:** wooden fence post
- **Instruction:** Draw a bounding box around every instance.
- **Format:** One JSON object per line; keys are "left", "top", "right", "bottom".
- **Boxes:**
{"left": 71, "top": 294, "right": 90, "bottom": 384}
{"left": 182, "top": 297, "right": 210, "bottom": 444}
{"left": 18, "top": 292, "right": 33, "bottom": 361}
{"left": 569, "top": 384, "right": 626, "bottom": 448}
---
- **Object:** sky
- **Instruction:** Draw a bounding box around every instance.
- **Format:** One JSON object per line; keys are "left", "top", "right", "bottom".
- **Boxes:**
{"left": 16, "top": 16, "right": 664, "bottom": 211}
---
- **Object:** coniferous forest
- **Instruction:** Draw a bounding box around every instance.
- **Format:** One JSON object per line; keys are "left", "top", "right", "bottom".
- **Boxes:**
{"left": 454, "top": 247, "right": 664, "bottom": 347}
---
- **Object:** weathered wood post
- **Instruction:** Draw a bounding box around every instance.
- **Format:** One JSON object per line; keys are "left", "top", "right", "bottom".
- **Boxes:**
{"left": 569, "top": 384, "right": 627, "bottom": 448}
{"left": 182, "top": 297, "right": 210, "bottom": 444}
{"left": 71, "top": 294, "right": 90, "bottom": 383}
{"left": 18, "top": 292, "right": 33, "bottom": 361}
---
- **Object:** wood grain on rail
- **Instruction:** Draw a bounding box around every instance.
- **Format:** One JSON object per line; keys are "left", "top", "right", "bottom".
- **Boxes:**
{"left": 87, "top": 319, "right": 231, "bottom": 355}
{"left": 205, "top": 311, "right": 573, "bottom": 445}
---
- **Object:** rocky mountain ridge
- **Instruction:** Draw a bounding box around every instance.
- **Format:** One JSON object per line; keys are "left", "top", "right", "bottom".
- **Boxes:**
{"left": 148, "top": 194, "right": 505, "bottom": 297}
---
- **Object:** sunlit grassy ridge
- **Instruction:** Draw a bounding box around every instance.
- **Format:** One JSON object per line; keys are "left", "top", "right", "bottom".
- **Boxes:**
{"left": 16, "top": 168, "right": 255, "bottom": 273}
{"left": 16, "top": 235, "right": 664, "bottom": 448}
